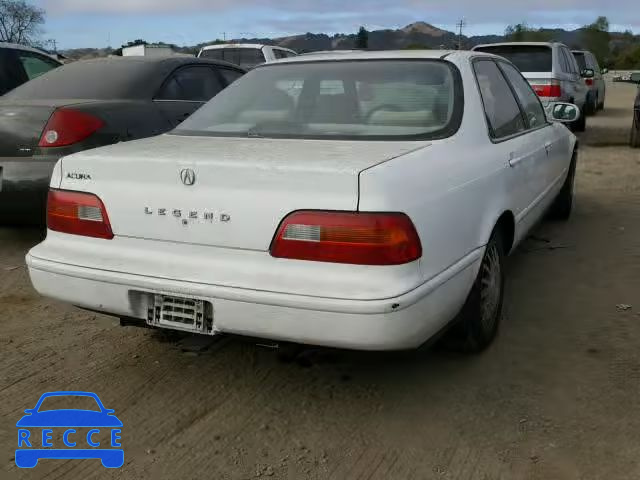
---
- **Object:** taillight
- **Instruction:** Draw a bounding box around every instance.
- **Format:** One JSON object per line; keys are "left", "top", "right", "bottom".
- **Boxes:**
{"left": 38, "top": 108, "right": 104, "bottom": 148}
{"left": 270, "top": 211, "right": 422, "bottom": 265}
{"left": 585, "top": 78, "right": 594, "bottom": 86}
{"left": 47, "top": 189, "right": 113, "bottom": 239}
{"left": 531, "top": 81, "right": 562, "bottom": 98}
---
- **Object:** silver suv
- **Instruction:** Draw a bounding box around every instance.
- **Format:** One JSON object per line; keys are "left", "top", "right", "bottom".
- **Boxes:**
{"left": 472, "top": 42, "right": 589, "bottom": 131}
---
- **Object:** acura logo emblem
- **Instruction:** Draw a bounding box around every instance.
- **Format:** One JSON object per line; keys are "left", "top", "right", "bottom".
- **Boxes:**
{"left": 180, "top": 168, "right": 196, "bottom": 186}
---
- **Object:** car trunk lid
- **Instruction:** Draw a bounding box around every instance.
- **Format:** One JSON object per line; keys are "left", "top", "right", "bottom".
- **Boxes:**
{"left": 58, "top": 134, "right": 427, "bottom": 251}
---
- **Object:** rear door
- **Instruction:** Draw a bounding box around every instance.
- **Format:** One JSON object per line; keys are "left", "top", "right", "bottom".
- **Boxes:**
{"left": 497, "top": 61, "right": 566, "bottom": 197}
{"left": 154, "top": 65, "right": 226, "bottom": 127}
{"left": 473, "top": 58, "right": 547, "bottom": 228}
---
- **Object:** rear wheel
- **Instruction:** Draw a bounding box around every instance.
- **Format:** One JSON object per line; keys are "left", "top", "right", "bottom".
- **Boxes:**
{"left": 548, "top": 152, "right": 577, "bottom": 220}
{"left": 443, "top": 230, "right": 505, "bottom": 353}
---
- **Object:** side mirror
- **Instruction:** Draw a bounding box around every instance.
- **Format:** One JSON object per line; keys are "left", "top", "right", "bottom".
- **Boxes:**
{"left": 601, "top": 68, "right": 608, "bottom": 74}
{"left": 581, "top": 68, "right": 595, "bottom": 79}
{"left": 24, "top": 409, "right": 34, "bottom": 414}
{"left": 549, "top": 102, "right": 580, "bottom": 123}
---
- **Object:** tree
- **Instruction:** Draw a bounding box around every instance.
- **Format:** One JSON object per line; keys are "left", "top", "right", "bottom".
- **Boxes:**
{"left": 505, "top": 23, "right": 552, "bottom": 42}
{"left": 124, "top": 39, "right": 148, "bottom": 48}
{"left": 356, "top": 26, "right": 368, "bottom": 49}
{"left": 0, "top": 0, "right": 44, "bottom": 45}
{"left": 581, "top": 16, "right": 610, "bottom": 66}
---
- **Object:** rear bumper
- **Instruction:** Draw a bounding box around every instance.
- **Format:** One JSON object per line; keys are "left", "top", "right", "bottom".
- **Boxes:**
{"left": 26, "top": 250, "right": 481, "bottom": 351}
{"left": 0, "top": 156, "right": 59, "bottom": 221}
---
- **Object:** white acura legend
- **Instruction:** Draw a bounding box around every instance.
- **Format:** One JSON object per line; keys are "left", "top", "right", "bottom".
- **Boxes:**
{"left": 26, "top": 51, "right": 579, "bottom": 352}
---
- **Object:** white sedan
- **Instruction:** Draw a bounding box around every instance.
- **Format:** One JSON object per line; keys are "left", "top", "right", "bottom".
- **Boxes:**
{"left": 26, "top": 50, "right": 579, "bottom": 352}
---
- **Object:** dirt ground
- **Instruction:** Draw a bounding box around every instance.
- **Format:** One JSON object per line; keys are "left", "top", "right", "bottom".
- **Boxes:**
{"left": 1, "top": 85, "right": 640, "bottom": 480}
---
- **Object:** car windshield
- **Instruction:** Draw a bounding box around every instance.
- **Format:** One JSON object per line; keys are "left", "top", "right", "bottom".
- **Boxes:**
{"left": 475, "top": 45, "right": 552, "bottom": 72}
{"left": 37, "top": 395, "right": 101, "bottom": 412}
{"left": 173, "top": 59, "right": 461, "bottom": 140}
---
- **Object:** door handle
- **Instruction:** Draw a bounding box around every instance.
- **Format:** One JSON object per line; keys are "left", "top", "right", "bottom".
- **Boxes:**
{"left": 508, "top": 152, "right": 523, "bottom": 167}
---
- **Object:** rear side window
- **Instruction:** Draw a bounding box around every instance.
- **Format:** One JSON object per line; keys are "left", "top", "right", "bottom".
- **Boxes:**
{"left": 573, "top": 52, "right": 587, "bottom": 71}
{"left": 17, "top": 51, "right": 59, "bottom": 80}
{"left": 200, "top": 48, "right": 265, "bottom": 68}
{"left": 474, "top": 45, "right": 552, "bottom": 72}
{"left": 200, "top": 49, "right": 224, "bottom": 60}
{"left": 498, "top": 62, "right": 547, "bottom": 129}
{"left": 561, "top": 48, "right": 578, "bottom": 74}
{"left": 157, "top": 66, "right": 225, "bottom": 101}
{"left": 473, "top": 59, "right": 526, "bottom": 139}
{"left": 587, "top": 53, "right": 601, "bottom": 73}
{"left": 237, "top": 49, "right": 265, "bottom": 68}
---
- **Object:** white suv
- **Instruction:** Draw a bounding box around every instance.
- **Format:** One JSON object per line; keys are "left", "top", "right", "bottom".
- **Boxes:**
{"left": 472, "top": 42, "right": 589, "bottom": 131}
{"left": 198, "top": 44, "right": 297, "bottom": 69}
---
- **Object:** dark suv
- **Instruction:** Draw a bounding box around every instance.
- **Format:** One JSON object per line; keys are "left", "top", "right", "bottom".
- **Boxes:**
{"left": 0, "top": 42, "right": 62, "bottom": 96}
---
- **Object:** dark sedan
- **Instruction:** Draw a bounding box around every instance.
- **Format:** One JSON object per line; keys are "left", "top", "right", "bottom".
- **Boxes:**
{"left": 0, "top": 56, "right": 245, "bottom": 223}
{"left": 631, "top": 73, "right": 640, "bottom": 148}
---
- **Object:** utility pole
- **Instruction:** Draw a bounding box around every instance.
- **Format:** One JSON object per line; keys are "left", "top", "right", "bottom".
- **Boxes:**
{"left": 50, "top": 39, "right": 57, "bottom": 52}
{"left": 456, "top": 19, "right": 466, "bottom": 50}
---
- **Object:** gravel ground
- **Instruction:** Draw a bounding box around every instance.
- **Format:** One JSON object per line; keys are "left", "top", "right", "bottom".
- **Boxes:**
{"left": 1, "top": 86, "right": 639, "bottom": 480}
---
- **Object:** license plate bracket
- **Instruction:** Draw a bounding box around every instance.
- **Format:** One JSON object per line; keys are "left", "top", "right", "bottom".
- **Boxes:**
{"left": 147, "top": 294, "right": 214, "bottom": 335}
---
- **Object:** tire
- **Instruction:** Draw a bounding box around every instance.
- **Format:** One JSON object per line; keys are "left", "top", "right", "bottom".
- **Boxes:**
{"left": 585, "top": 93, "right": 597, "bottom": 116}
{"left": 443, "top": 230, "right": 505, "bottom": 353}
{"left": 573, "top": 107, "right": 587, "bottom": 132}
{"left": 631, "top": 117, "right": 640, "bottom": 148}
{"left": 548, "top": 152, "right": 577, "bottom": 220}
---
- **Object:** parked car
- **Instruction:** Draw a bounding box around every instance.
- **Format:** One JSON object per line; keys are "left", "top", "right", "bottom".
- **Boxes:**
{"left": 26, "top": 50, "right": 580, "bottom": 353}
{"left": 630, "top": 73, "right": 640, "bottom": 148}
{"left": 0, "top": 56, "right": 244, "bottom": 223}
{"left": 198, "top": 44, "right": 297, "bottom": 68}
{"left": 572, "top": 50, "right": 606, "bottom": 114}
{"left": 0, "top": 42, "right": 62, "bottom": 96}
{"left": 472, "top": 42, "right": 589, "bottom": 131}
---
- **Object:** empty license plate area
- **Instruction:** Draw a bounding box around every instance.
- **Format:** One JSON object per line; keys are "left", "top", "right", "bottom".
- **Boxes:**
{"left": 147, "top": 294, "right": 214, "bottom": 334}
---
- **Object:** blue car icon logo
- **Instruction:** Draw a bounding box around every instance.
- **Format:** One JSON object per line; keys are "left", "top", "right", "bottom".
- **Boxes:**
{"left": 16, "top": 391, "right": 123, "bottom": 469}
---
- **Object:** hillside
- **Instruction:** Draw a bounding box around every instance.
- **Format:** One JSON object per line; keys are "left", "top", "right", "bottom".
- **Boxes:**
{"left": 61, "top": 21, "right": 640, "bottom": 64}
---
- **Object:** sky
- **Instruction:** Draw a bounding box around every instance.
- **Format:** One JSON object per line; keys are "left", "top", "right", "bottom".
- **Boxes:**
{"left": 33, "top": 0, "right": 639, "bottom": 50}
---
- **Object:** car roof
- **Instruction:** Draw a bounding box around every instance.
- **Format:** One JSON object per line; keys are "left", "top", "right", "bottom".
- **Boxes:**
{"left": 269, "top": 49, "right": 461, "bottom": 64}
{"left": 473, "top": 41, "right": 567, "bottom": 49}
{"left": 201, "top": 43, "right": 267, "bottom": 51}
{"left": 4, "top": 56, "right": 244, "bottom": 101}
{"left": 0, "top": 41, "right": 62, "bottom": 63}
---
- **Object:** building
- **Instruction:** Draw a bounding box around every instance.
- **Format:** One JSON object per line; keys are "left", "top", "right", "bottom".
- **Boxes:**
{"left": 122, "top": 44, "right": 175, "bottom": 57}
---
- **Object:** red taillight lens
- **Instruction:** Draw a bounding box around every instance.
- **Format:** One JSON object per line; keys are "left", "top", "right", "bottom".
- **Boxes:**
{"left": 38, "top": 109, "right": 104, "bottom": 148}
{"left": 585, "top": 78, "right": 594, "bottom": 86}
{"left": 531, "top": 82, "right": 562, "bottom": 98}
{"left": 270, "top": 211, "right": 422, "bottom": 265}
{"left": 47, "top": 189, "right": 114, "bottom": 239}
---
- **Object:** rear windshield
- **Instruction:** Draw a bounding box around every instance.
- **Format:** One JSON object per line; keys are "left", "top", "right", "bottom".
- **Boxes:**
{"left": 4, "top": 59, "right": 155, "bottom": 100}
{"left": 572, "top": 52, "right": 587, "bottom": 70}
{"left": 200, "top": 48, "right": 265, "bottom": 68}
{"left": 173, "top": 60, "right": 463, "bottom": 140}
{"left": 474, "top": 45, "right": 552, "bottom": 72}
